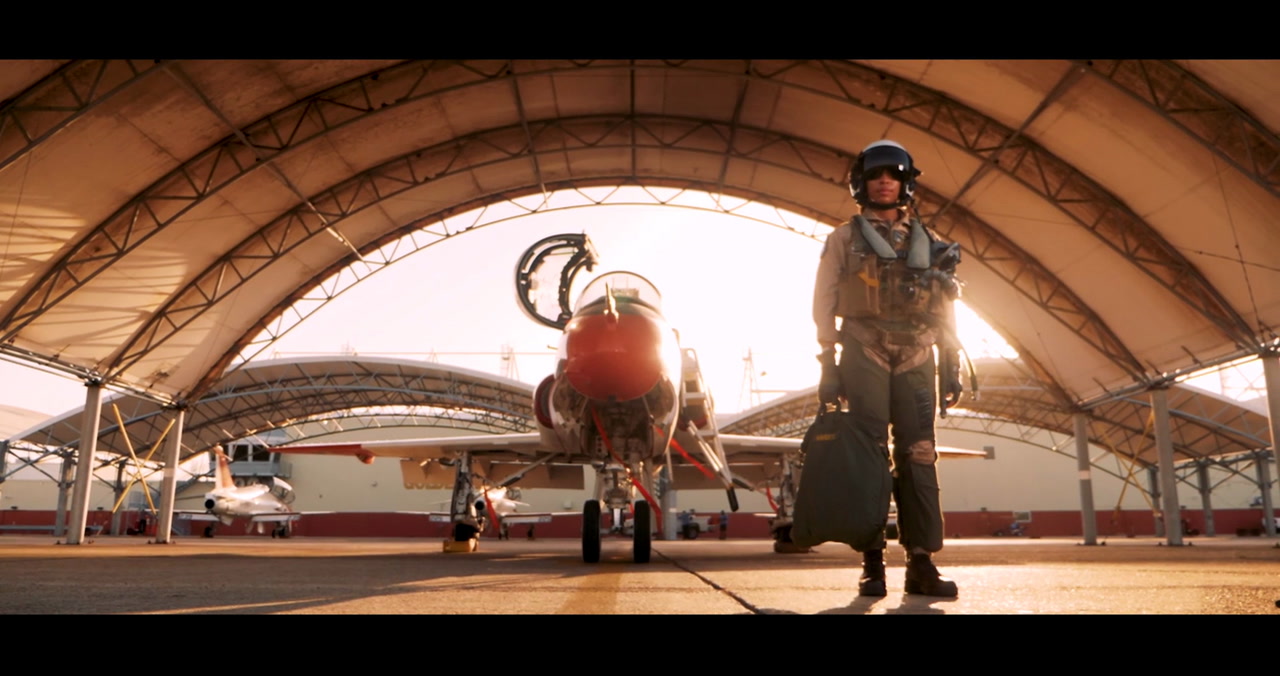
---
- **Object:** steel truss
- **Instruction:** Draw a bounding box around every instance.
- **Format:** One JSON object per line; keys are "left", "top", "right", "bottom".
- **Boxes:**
{"left": 4, "top": 60, "right": 1268, "bottom": 412}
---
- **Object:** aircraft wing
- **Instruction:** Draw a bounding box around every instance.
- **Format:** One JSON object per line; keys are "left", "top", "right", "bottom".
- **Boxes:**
{"left": 499, "top": 510, "right": 579, "bottom": 525}
{"left": 672, "top": 433, "right": 984, "bottom": 492}
{"left": 716, "top": 434, "right": 985, "bottom": 459}
{"left": 271, "top": 432, "right": 545, "bottom": 462}
{"left": 936, "top": 445, "right": 989, "bottom": 458}
{"left": 243, "top": 511, "right": 334, "bottom": 523}
{"left": 718, "top": 434, "right": 802, "bottom": 456}
{"left": 174, "top": 510, "right": 219, "bottom": 522}
{"left": 173, "top": 511, "right": 331, "bottom": 521}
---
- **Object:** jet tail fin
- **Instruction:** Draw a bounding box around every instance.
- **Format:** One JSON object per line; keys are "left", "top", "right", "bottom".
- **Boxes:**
{"left": 212, "top": 449, "right": 236, "bottom": 491}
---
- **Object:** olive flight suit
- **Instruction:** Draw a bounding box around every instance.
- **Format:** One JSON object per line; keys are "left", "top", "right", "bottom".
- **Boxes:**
{"left": 812, "top": 208, "right": 960, "bottom": 554}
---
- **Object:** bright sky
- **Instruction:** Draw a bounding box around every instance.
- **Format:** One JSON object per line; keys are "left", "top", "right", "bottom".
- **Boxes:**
{"left": 1, "top": 193, "right": 1018, "bottom": 422}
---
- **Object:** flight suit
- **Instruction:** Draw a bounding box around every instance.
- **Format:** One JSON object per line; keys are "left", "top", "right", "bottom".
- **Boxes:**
{"left": 812, "top": 208, "right": 959, "bottom": 554}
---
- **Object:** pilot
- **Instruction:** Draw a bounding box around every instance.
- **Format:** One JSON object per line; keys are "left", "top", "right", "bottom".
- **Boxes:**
{"left": 811, "top": 139, "right": 964, "bottom": 597}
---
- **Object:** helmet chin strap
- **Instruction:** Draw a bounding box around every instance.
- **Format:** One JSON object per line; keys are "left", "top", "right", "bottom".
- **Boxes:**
{"left": 856, "top": 192, "right": 908, "bottom": 210}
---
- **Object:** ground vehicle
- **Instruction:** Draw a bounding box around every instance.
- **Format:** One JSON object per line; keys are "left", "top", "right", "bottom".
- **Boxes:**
{"left": 678, "top": 512, "right": 716, "bottom": 539}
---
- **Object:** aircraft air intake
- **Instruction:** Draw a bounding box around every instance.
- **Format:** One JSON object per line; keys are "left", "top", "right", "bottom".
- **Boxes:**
{"left": 563, "top": 312, "right": 664, "bottom": 401}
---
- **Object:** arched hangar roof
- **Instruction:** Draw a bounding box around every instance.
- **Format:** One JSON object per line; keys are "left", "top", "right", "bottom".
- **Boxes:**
{"left": 1, "top": 59, "right": 1279, "bottom": 448}
{"left": 720, "top": 358, "right": 1273, "bottom": 468}
{"left": 8, "top": 356, "right": 535, "bottom": 465}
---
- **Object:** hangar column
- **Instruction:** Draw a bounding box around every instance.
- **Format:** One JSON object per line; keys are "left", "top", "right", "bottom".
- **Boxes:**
{"left": 1196, "top": 460, "right": 1216, "bottom": 537}
{"left": 66, "top": 379, "right": 104, "bottom": 545}
{"left": 1073, "top": 412, "right": 1098, "bottom": 545}
{"left": 1147, "top": 466, "right": 1164, "bottom": 537}
{"left": 54, "top": 453, "right": 73, "bottom": 537}
{"left": 657, "top": 464, "right": 677, "bottom": 541}
{"left": 1257, "top": 454, "right": 1277, "bottom": 537}
{"left": 1258, "top": 353, "right": 1280, "bottom": 537}
{"left": 153, "top": 406, "right": 185, "bottom": 544}
{"left": 1150, "top": 386, "right": 1183, "bottom": 546}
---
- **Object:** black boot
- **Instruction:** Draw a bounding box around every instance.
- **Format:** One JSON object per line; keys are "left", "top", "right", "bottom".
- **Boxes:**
{"left": 904, "top": 552, "right": 958, "bottom": 597}
{"left": 858, "top": 549, "right": 886, "bottom": 597}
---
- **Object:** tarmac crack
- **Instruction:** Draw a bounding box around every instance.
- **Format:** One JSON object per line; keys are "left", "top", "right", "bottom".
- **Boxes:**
{"left": 656, "top": 550, "right": 764, "bottom": 614}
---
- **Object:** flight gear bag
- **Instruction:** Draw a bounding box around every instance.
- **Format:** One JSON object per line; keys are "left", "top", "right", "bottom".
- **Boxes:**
{"left": 817, "top": 348, "right": 842, "bottom": 405}
{"left": 838, "top": 217, "right": 953, "bottom": 321}
{"left": 790, "top": 408, "right": 892, "bottom": 551}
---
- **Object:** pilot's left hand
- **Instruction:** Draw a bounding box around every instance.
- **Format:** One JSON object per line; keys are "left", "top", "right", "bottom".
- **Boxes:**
{"left": 817, "top": 348, "right": 842, "bottom": 406}
{"left": 941, "top": 361, "right": 963, "bottom": 407}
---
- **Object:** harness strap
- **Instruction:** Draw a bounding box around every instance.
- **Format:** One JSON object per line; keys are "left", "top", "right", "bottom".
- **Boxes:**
{"left": 855, "top": 215, "right": 933, "bottom": 270}
{"left": 854, "top": 215, "right": 898, "bottom": 260}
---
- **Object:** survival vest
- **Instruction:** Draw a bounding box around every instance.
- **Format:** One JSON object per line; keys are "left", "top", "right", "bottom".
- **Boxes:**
{"left": 835, "top": 214, "right": 960, "bottom": 322}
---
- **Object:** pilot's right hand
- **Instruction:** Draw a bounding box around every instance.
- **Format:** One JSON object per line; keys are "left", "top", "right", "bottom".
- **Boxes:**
{"left": 817, "top": 348, "right": 842, "bottom": 406}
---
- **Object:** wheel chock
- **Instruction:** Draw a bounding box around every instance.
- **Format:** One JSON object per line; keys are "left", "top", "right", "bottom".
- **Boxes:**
{"left": 443, "top": 537, "right": 479, "bottom": 553}
{"left": 773, "top": 541, "right": 813, "bottom": 554}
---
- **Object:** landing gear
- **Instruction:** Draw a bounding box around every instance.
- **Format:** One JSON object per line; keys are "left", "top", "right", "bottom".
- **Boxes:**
{"left": 453, "top": 522, "right": 479, "bottom": 541}
{"left": 271, "top": 523, "right": 292, "bottom": 539}
{"left": 770, "top": 522, "right": 811, "bottom": 554}
{"left": 203, "top": 525, "right": 216, "bottom": 538}
{"left": 445, "top": 521, "right": 480, "bottom": 553}
{"left": 633, "top": 500, "right": 651, "bottom": 563}
{"left": 441, "top": 451, "right": 482, "bottom": 553}
{"left": 582, "top": 499, "right": 602, "bottom": 563}
{"left": 770, "top": 455, "right": 810, "bottom": 553}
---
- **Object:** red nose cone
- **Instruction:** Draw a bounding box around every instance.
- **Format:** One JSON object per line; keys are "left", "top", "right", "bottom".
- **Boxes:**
{"left": 563, "top": 313, "right": 664, "bottom": 401}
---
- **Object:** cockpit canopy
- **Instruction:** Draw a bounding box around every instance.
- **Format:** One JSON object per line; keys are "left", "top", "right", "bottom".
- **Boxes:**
{"left": 574, "top": 271, "right": 663, "bottom": 314}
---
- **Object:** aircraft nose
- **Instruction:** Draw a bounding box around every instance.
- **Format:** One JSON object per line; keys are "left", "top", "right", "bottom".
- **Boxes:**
{"left": 563, "top": 313, "right": 664, "bottom": 401}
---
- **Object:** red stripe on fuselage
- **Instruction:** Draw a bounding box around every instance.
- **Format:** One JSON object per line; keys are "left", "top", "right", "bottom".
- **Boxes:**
{"left": 563, "top": 307, "right": 666, "bottom": 402}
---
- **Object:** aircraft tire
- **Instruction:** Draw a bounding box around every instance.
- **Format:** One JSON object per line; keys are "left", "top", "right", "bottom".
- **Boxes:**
{"left": 633, "top": 500, "right": 651, "bottom": 563}
{"left": 582, "top": 499, "right": 601, "bottom": 563}
{"left": 453, "top": 522, "right": 479, "bottom": 542}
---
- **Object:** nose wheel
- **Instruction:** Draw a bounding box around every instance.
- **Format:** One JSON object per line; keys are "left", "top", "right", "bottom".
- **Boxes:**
{"left": 582, "top": 499, "right": 602, "bottom": 563}
{"left": 632, "top": 500, "right": 651, "bottom": 563}
{"left": 581, "top": 498, "right": 653, "bottom": 564}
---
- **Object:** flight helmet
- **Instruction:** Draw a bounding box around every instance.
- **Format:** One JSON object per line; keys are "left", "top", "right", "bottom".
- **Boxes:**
{"left": 849, "top": 139, "right": 921, "bottom": 209}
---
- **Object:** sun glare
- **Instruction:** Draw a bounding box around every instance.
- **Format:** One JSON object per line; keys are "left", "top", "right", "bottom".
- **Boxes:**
{"left": 954, "top": 301, "right": 1018, "bottom": 360}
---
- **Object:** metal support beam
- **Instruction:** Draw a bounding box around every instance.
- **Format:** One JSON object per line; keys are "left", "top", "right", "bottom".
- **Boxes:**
{"left": 54, "top": 453, "right": 72, "bottom": 537}
{"left": 1150, "top": 387, "right": 1183, "bottom": 545}
{"left": 1257, "top": 454, "right": 1276, "bottom": 537}
{"left": 1147, "top": 465, "right": 1164, "bottom": 537}
{"left": 66, "top": 380, "right": 104, "bottom": 545}
{"left": 110, "top": 461, "right": 126, "bottom": 535}
{"left": 658, "top": 464, "right": 678, "bottom": 542}
{"left": 154, "top": 407, "right": 185, "bottom": 544}
{"left": 1196, "top": 460, "right": 1216, "bottom": 537}
{"left": 1259, "top": 353, "right": 1280, "bottom": 537}
{"left": 1074, "top": 412, "right": 1098, "bottom": 545}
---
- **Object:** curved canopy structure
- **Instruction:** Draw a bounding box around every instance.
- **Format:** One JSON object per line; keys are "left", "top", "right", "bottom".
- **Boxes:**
{"left": 2, "top": 59, "right": 1279, "bottom": 452}
{"left": 721, "top": 358, "right": 1273, "bottom": 468}
{"left": 8, "top": 356, "right": 535, "bottom": 466}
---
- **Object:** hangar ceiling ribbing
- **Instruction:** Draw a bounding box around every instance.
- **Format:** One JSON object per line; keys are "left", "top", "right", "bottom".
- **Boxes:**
{"left": 9, "top": 357, "right": 535, "bottom": 468}
{"left": 719, "top": 358, "right": 1272, "bottom": 467}
{"left": 1, "top": 59, "right": 1278, "bottom": 464}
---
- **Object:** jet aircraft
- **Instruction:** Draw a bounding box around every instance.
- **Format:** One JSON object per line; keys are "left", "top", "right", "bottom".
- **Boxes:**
{"left": 271, "top": 233, "right": 806, "bottom": 562}
{"left": 423, "top": 485, "right": 575, "bottom": 541}
{"left": 177, "top": 450, "right": 325, "bottom": 538}
{"left": 268, "top": 234, "right": 980, "bottom": 562}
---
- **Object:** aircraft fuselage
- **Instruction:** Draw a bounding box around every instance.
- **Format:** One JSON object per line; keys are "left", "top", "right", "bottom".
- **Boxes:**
{"left": 536, "top": 272, "right": 683, "bottom": 466}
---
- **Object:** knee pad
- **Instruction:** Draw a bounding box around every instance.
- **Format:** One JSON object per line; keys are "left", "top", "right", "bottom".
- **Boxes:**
{"left": 907, "top": 439, "right": 937, "bottom": 465}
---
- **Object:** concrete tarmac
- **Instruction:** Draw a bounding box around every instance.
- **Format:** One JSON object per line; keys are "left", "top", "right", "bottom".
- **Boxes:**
{"left": 1, "top": 534, "right": 1276, "bottom": 615}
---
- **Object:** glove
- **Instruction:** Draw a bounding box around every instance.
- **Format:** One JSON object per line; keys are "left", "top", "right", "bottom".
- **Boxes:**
{"left": 940, "top": 352, "right": 963, "bottom": 409}
{"left": 817, "top": 348, "right": 842, "bottom": 406}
